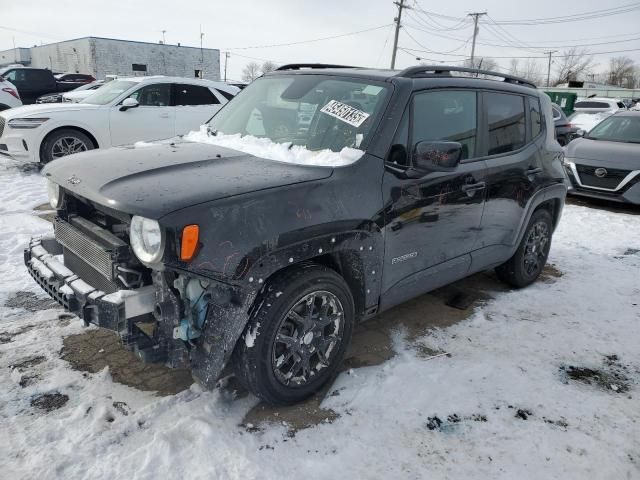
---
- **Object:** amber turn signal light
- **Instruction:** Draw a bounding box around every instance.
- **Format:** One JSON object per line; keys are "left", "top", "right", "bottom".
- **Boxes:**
{"left": 180, "top": 224, "right": 200, "bottom": 261}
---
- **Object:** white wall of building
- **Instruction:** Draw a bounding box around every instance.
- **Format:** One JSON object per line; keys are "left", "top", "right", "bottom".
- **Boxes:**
{"left": 16, "top": 37, "right": 220, "bottom": 80}
{"left": 28, "top": 39, "right": 95, "bottom": 75}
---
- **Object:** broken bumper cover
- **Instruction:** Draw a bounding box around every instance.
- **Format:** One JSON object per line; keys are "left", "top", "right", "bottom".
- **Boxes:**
{"left": 24, "top": 236, "right": 155, "bottom": 332}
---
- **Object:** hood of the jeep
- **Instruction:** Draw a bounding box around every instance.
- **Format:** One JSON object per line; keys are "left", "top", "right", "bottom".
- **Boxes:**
{"left": 42, "top": 139, "right": 334, "bottom": 218}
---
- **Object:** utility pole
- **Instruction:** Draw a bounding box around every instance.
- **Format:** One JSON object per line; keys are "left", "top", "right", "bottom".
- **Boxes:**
{"left": 467, "top": 12, "right": 486, "bottom": 68}
{"left": 200, "top": 26, "right": 205, "bottom": 63}
{"left": 223, "top": 52, "right": 230, "bottom": 82}
{"left": 390, "top": 0, "right": 409, "bottom": 69}
{"left": 544, "top": 50, "right": 557, "bottom": 87}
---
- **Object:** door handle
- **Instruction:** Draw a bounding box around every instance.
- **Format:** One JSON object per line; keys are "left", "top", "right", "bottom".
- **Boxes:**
{"left": 461, "top": 181, "right": 486, "bottom": 192}
{"left": 160, "top": 113, "right": 169, "bottom": 118}
{"left": 527, "top": 167, "right": 543, "bottom": 175}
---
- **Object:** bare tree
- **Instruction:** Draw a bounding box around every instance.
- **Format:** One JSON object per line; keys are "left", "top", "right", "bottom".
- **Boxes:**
{"left": 463, "top": 57, "right": 498, "bottom": 71}
{"left": 509, "top": 59, "right": 543, "bottom": 85}
{"left": 241, "top": 62, "right": 261, "bottom": 83}
{"left": 553, "top": 48, "right": 594, "bottom": 85}
{"left": 261, "top": 61, "right": 278, "bottom": 74}
{"left": 607, "top": 56, "right": 635, "bottom": 87}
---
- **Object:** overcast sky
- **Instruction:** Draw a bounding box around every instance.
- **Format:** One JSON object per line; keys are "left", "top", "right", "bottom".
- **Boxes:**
{"left": 1, "top": 0, "right": 639, "bottom": 82}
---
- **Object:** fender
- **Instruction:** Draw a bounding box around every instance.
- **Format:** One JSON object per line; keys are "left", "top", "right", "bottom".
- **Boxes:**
{"left": 510, "top": 182, "right": 567, "bottom": 254}
{"left": 184, "top": 227, "right": 384, "bottom": 389}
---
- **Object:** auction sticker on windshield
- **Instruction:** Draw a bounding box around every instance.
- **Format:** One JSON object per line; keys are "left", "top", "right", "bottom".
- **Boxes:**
{"left": 320, "top": 100, "right": 370, "bottom": 127}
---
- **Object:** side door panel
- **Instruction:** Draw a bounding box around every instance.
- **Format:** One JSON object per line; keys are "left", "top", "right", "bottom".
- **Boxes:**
{"left": 381, "top": 89, "right": 487, "bottom": 308}
{"left": 109, "top": 83, "right": 175, "bottom": 145}
{"left": 477, "top": 93, "right": 545, "bottom": 251}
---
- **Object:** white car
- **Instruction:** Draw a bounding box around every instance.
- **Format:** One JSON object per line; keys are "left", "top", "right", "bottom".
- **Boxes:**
{"left": 0, "top": 76, "right": 22, "bottom": 111}
{"left": 0, "top": 76, "right": 239, "bottom": 164}
{"left": 573, "top": 97, "right": 626, "bottom": 113}
{"left": 62, "top": 81, "right": 105, "bottom": 103}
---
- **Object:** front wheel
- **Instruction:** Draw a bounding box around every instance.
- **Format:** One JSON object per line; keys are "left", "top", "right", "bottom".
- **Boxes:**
{"left": 496, "top": 209, "right": 553, "bottom": 288}
{"left": 232, "top": 265, "right": 354, "bottom": 405}
{"left": 40, "top": 129, "right": 94, "bottom": 164}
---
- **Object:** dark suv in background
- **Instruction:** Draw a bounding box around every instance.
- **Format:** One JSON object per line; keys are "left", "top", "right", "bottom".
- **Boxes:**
{"left": 27, "top": 65, "right": 567, "bottom": 405}
{"left": 0, "top": 68, "right": 94, "bottom": 104}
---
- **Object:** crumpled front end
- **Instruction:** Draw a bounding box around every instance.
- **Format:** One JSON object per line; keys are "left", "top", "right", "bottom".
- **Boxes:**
{"left": 24, "top": 201, "right": 254, "bottom": 384}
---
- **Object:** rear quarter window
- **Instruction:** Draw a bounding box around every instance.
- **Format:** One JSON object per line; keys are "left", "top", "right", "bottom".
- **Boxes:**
{"left": 485, "top": 92, "right": 526, "bottom": 155}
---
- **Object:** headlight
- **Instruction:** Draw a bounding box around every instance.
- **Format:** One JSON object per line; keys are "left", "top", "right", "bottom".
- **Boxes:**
{"left": 130, "top": 215, "right": 164, "bottom": 264}
{"left": 7, "top": 117, "right": 49, "bottom": 129}
{"left": 47, "top": 180, "right": 64, "bottom": 209}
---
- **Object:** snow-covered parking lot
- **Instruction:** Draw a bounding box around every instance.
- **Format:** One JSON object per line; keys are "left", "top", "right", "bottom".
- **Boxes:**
{"left": 1, "top": 158, "right": 639, "bottom": 480}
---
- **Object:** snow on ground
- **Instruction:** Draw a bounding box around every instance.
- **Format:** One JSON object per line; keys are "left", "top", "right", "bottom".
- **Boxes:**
{"left": 183, "top": 126, "right": 364, "bottom": 166}
{"left": 1, "top": 158, "right": 639, "bottom": 479}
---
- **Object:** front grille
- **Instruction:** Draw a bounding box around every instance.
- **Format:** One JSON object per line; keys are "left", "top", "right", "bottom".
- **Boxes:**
{"left": 63, "top": 250, "right": 119, "bottom": 293}
{"left": 54, "top": 218, "right": 115, "bottom": 280}
{"left": 575, "top": 164, "right": 631, "bottom": 190}
{"left": 0, "top": 116, "right": 5, "bottom": 137}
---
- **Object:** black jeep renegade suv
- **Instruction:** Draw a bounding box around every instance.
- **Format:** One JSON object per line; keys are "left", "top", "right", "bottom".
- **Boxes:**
{"left": 26, "top": 65, "right": 568, "bottom": 405}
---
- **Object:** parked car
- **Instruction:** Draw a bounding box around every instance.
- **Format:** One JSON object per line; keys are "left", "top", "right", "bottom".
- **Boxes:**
{"left": 564, "top": 111, "right": 640, "bottom": 204}
{"left": 55, "top": 73, "right": 95, "bottom": 86}
{"left": 25, "top": 65, "right": 567, "bottom": 405}
{"left": 573, "top": 97, "right": 625, "bottom": 113}
{"left": 62, "top": 81, "right": 105, "bottom": 103}
{"left": 37, "top": 81, "right": 105, "bottom": 104}
{"left": 0, "top": 67, "right": 58, "bottom": 104}
{"left": 552, "top": 103, "right": 580, "bottom": 146}
{"left": 0, "top": 76, "right": 22, "bottom": 111}
{"left": 0, "top": 68, "right": 96, "bottom": 104}
{"left": 0, "top": 76, "right": 239, "bottom": 164}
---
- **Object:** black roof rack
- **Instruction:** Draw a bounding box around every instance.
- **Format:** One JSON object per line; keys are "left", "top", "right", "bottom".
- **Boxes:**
{"left": 275, "top": 63, "right": 359, "bottom": 71}
{"left": 396, "top": 65, "right": 537, "bottom": 89}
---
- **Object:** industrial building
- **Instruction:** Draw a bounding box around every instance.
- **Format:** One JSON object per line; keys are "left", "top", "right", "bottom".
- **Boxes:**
{"left": 0, "top": 37, "right": 220, "bottom": 80}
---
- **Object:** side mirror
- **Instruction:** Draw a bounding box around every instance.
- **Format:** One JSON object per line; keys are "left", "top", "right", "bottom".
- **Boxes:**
{"left": 119, "top": 97, "right": 139, "bottom": 111}
{"left": 412, "top": 141, "right": 463, "bottom": 173}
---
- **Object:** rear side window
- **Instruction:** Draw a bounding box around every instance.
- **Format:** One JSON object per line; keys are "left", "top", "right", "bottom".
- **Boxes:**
{"left": 215, "top": 88, "right": 236, "bottom": 102}
{"left": 174, "top": 84, "right": 219, "bottom": 106}
{"left": 411, "top": 90, "right": 477, "bottom": 160}
{"left": 529, "top": 97, "right": 542, "bottom": 138}
{"left": 574, "top": 101, "right": 610, "bottom": 109}
{"left": 485, "top": 92, "right": 526, "bottom": 155}
{"left": 26, "top": 70, "right": 53, "bottom": 84}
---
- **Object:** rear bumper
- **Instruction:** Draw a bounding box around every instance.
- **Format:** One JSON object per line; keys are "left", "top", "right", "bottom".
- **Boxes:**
{"left": 24, "top": 236, "right": 155, "bottom": 332}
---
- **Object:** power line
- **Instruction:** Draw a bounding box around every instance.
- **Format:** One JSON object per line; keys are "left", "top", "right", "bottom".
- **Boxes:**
{"left": 399, "top": 45, "right": 640, "bottom": 59}
{"left": 410, "top": 3, "right": 640, "bottom": 26}
{"left": 404, "top": 21, "right": 640, "bottom": 51}
{"left": 222, "top": 24, "right": 391, "bottom": 50}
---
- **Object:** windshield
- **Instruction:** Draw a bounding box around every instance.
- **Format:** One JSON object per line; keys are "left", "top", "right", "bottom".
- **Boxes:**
{"left": 207, "top": 75, "right": 390, "bottom": 152}
{"left": 587, "top": 115, "right": 640, "bottom": 143}
{"left": 81, "top": 80, "right": 136, "bottom": 105}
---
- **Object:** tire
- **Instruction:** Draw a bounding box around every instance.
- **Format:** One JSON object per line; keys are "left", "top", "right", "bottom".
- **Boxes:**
{"left": 496, "top": 208, "right": 553, "bottom": 289}
{"left": 232, "top": 264, "right": 355, "bottom": 405}
{"left": 40, "top": 128, "right": 95, "bottom": 164}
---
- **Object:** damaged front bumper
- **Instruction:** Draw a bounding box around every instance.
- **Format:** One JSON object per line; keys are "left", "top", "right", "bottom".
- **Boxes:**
{"left": 24, "top": 236, "right": 165, "bottom": 360}
{"left": 24, "top": 236, "right": 256, "bottom": 387}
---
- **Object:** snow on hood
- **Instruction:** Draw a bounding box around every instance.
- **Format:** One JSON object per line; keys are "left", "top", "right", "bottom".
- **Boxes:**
{"left": 183, "top": 125, "right": 365, "bottom": 167}
{"left": 569, "top": 112, "right": 611, "bottom": 132}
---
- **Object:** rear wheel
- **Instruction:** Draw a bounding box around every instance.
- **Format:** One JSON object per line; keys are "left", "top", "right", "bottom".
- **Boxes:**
{"left": 496, "top": 209, "right": 553, "bottom": 288}
{"left": 232, "top": 265, "right": 354, "bottom": 405}
{"left": 40, "top": 129, "right": 94, "bottom": 164}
